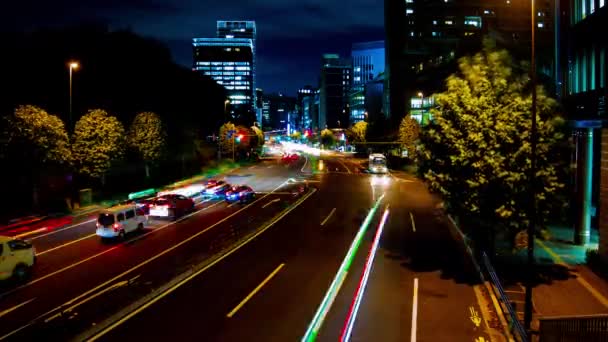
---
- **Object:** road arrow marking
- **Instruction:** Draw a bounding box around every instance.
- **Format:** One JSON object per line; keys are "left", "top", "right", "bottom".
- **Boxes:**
{"left": 469, "top": 306, "right": 482, "bottom": 327}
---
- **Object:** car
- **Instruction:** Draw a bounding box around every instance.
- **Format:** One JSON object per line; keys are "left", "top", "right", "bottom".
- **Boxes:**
{"left": 204, "top": 180, "right": 231, "bottom": 197}
{"left": 0, "top": 236, "right": 36, "bottom": 281}
{"left": 148, "top": 194, "right": 195, "bottom": 220}
{"left": 96, "top": 204, "right": 147, "bottom": 240}
{"left": 205, "top": 179, "right": 220, "bottom": 188}
{"left": 225, "top": 185, "right": 256, "bottom": 203}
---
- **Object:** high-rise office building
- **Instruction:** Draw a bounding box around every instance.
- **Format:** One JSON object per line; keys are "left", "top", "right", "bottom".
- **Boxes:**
{"left": 193, "top": 37, "right": 254, "bottom": 123}
{"left": 319, "top": 54, "right": 352, "bottom": 129}
{"left": 217, "top": 21, "right": 257, "bottom": 108}
{"left": 262, "top": 93, "right": 296, "bottom": 131}
{"left": 255, "top": 88, "right": 263, "bottom": 127}
{"left": 297, "top": 86, "right": 315, "bottom": 131}
{"left": 559, "top": 0, "right": 606, "bottom": 255}
{"left": 351, "top": 41, "right": 385, "bottom": 123}
{"left": 384, "top": 0, "right": 554, "bottom": 123}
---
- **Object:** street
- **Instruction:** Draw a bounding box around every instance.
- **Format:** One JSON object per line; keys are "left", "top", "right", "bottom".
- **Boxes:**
{"left": 0, "top": 154, "right": 493, "bottom": 341}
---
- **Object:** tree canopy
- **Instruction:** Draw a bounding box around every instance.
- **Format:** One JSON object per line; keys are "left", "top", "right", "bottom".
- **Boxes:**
{"left": 3, "top": 105, "right": 71, "bottom": 167}
{"left": 219, "top": 122, "right": 237, "bottom": 155}
{"left": 417, "top": 44, "right": 567, "bottom": 238}
{"left": 321, "top": 129, "right": 336, "bottom": 148}
{"left": 72, "top": 109, "right": 125, "bottom": 178}
{"left": 348, "top": 121, "right": 368, "bottom": 143}
{"left": 399, "top": 116, "right": 420, "bottom": 158}
{"left": 128, "top": 111, "right": 166, "bottom": 163}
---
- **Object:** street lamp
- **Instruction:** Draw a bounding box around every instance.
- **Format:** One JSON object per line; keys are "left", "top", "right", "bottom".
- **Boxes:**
{"left": 68, "top": 61, "right": 79, "bottom": 130}
{"left": 524, "top": 0, "right": 538, "bottom": 333}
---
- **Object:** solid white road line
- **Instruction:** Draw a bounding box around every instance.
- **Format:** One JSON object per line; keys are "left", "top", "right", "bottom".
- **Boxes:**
{"left": 28, "top": 219, "right": 96, "bottom": 240}
{"left": 87, "top": 188, "right": 317, "bottom": 341}
{"left": 226, "top": 263, "right": 285, "bottom": 318}
{"left": 337, "top": 159, "right": 352, "bottom": 174}
{"left": 320, "top": 208, "right": 337, "bottom": 226}
{"left": 409, "top": 212, "right": 416, "bottom": 233}
{"left": 411, "top": 278, "right": 419, "bottom": 342}
{"left": 0, "top": 298, "right": 36, "bottom": 319}
{"left": 300, "top": 155, "right": 309, "bottom": 172}
{"left": 0, "top": 181, "right": 292, "bottom": 340}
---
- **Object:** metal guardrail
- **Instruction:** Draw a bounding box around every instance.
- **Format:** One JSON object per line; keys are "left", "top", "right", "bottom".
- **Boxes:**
{"left": 482, "top": 252, "right": 529, "bottom": 342}
{"left": 539, "top": 314, "right": 608, "bottom": 342}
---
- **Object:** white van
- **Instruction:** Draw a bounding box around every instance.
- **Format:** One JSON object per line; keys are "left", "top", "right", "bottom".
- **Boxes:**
{"left": 0, "top": 236, "right": 36, "bottom": 281}
{"left": 96, "top": 204, "right": 146, "bottom": 240}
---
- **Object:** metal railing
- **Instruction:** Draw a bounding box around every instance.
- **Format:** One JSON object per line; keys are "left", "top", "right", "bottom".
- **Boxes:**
{"left": 539, "top": 314, "right": 608, "bottom": 342}
{"left": 482, "top": 252, "right": 529, "bottom": 341}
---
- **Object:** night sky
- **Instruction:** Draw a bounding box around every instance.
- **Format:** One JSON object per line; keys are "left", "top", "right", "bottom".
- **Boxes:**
{"left": 2, "top": 0, "right": 384, "bottom": 95}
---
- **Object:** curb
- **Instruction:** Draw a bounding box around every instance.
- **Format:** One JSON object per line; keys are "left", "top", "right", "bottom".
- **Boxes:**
{"left": 445, "top": 215, "right": 513, "bottom": 342}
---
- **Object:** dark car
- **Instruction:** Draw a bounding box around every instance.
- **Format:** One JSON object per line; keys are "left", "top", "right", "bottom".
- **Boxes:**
{"left": 204, "top": 180, "right": 231, "bottom": 197}
{"left": 148, "top": 194, "right": 194, "bottom": 220}
{"left": 225, "top": 185, "right": 255, "bottom": 203}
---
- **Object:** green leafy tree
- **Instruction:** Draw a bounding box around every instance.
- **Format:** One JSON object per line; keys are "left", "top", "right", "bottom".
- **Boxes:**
{"left": 251, "top": 125, "right": 264, "bottom": 148}
{"left": 417, "top": 43, "right": 567, "bottom": 249}
{"left": 290, "top": 131, "right": 302, "bottom": 141}
{"left": 219, "top": 122, "right": 237, "bottom": 157}
{"left": 348, "top": 121, "right": 368, "bottom": 143}
{"left": 320, "top": 128, "right": 336, "bottom": 148}
{"left": 72, "top": 109, "right": 125, "bottom": 182}
{"left": 128, "top": 111, "right": 166, "bottom": 178}
{"left": 399, "top": 116, "right": 420, "bottom": 159}
{"left": 3, "top": 105, "right": 72, "bottom": 206}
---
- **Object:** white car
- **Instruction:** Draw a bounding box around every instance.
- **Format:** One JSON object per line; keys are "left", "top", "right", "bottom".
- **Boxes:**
{"left": 0, "top": 236, "right": 36, "bottom": 281}
{"left": 96, "top": 204, "right": 147, "bottom": 240}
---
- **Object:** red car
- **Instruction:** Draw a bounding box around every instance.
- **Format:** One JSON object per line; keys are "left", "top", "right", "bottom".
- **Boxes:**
{"left": 148, "top": 194, "right": 195, "bottom": 220}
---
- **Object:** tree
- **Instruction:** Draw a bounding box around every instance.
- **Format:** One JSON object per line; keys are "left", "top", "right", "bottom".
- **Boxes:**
{"left": 251, "top": 125, "right": 264, "bottom": 149}
{"left": 347, "top": 121, "right": 368, "bottom": 143}
{"left": 3, "top": 105, "right": 72, "bottom": 206}
{"left": 72, "top": 109, "right": 125, "bottom": 182}
{"left": 128, "top": 111, "right": 166, "bottom": 178}
{"left": 320, "top": 128, "right": 336, "bottom": 148}
{"left": 219, "top": 122, "right": 237, "bottom": 157}
{"left": 290, "top": 131, "right": 302, "bottom": 141}
{"left": 399, "top": 116, "right": 420, "bottom": 159}
{"left": 417, "top": 43, "right": 567, "bottom": 249}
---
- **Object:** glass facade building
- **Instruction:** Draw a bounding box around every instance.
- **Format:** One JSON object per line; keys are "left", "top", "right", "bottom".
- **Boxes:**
{"left": 193, "top": 38, "right": 254, "bottom": 120}
{"left": 350, "top": 41, "right": 385, "bottom": 123}
{"left": 319, "top": 54, "right": 352, "bottom": 129}
{"left": 297, "top": 86, "right": 315, "bottom": 131}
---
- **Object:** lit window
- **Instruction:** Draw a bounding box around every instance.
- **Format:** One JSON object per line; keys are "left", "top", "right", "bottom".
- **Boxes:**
{"left": 433, "top": 20, "right": 438, "bottom": 25}
{"left": 410, "top": 31, "right": 415, "bottom": 36}
{"left": 601, "top": 0, "right": 605, "bottom": 8}
{"left": 445, "top": 20, "right": 453, "bottom": 25}
{"left": 432, "top": 31, "right": 438, "bottom": 37}
{"left": 484, "top": 10, "right": 490, "bottom": 14}
{"left": 406, "top": 8, "right": 414, "bottom": 15}
{"left": 537, "top": 22, "right": 544, "bottom": 28}
{"left": 406, "top": 0, "right": 413, "bottom": 2}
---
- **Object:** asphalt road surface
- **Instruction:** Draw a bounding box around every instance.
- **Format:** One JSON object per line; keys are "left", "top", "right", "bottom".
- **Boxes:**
{"left": 0, "top": 153, "right": 493, "bottom": 342}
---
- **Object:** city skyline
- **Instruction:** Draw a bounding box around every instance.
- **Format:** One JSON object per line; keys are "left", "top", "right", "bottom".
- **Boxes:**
{"left": 1, "top": 0, "right": 384, "bottom": 95}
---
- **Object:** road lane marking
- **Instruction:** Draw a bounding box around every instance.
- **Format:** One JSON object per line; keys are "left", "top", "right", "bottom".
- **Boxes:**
{"left": 469, "top": 306, "right": 481, "bottom": 327}
{"left": 337, "top": 159, "right": 352, "bottom": 174}
{"left": 341, "top": 207, "right": 390, "bottom": 342}
{"left": 0, "top": 182, "right": 293, "bottom": 340}
{"left": 227, "top": 202, "right": 239, "bottom": 208}
{"left": 14, "top": 227, "right": 49, "bottom": 239}
{"left": 411, "top": 278, "right": 419, "bottom": 342}
{"left": 227, "top": 263, "right": 285, "bottom": 318}
{"left": 409, "top": 212, "right": 416, "bottom": 232}
{"left": 88, "top": 188, "right": 317, "bottom": 341}
{"left": 0, "top": 298, "right": 36, "bottom": 319}
{"left": 36, "top": 233, "right": 97, "bottom": 256}
{"left": 537, "top": 239, "right": 608, "bottom": 308}
{"left": 320, "top": 208, "right": 336, "bottom": 226}
{"left": 302, "top": 195, "right": 385, "bottom": 342}
{"left": 28, "top": 219, "right": 96, "bottom": 240}
{"left": 262, "top": 198, "right": 281, "bottom": 209}
{"left": 301, "top": 155, "right": 309, "bottom": 172}
{"left": 267, "top": 165, "right": 273, "bottom": 168}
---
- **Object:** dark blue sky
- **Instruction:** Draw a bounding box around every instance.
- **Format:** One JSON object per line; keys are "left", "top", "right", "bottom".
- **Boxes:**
{"left": 2, "top": 0, "right": 384, "bottom": 95}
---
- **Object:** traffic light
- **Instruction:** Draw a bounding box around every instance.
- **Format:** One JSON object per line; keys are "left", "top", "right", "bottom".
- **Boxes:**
{"left": 236, "top": 134, "right": 244, "bottom": 143}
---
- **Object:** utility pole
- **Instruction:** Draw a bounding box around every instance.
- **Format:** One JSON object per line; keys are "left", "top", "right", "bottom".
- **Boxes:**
{"left": 524, "top": 0, "right": 537, "bottom": 333}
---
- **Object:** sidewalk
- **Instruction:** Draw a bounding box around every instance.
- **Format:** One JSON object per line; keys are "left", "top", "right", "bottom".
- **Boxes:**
{"left": 494, "top": 225, "right": 608, "bottom": 327}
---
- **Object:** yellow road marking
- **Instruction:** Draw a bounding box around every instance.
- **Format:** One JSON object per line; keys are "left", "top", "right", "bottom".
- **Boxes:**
{"left": 409, "top": 212, "right": 416, "bottom": 232}
{"left": 226, "top": 263, "right": 285, "bottom": 318}
{"left": 0, "top": 298, "right": 36, "bottom": 319}
{"left": 262, "top": 198, "right": 281, "bottom": 209}
{"left": 36, "top": 233, "right": 97, "bottom": 256}
{"left": 537, "top": 239, "right": 608, "bottom": 308}
{"left": 320, "top": 208, "right": 336, "bottom": 226}
{"left": 411, "top": 278, "right": 419, "bottom": 342}
{"left": 87, "top": 188, "right": 316, "bottom": 341}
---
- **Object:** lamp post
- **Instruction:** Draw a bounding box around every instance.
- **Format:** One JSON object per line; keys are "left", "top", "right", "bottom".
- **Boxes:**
{"left": 524, "top": 0, "right": 537, "bottom": 333}
{"left": 68, "top": 61, "right": 79, "bottom": 130}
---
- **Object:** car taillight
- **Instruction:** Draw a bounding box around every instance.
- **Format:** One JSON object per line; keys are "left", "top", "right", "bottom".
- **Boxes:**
{"left": 113, "top": 223, "right": 120, "bottom": 231}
